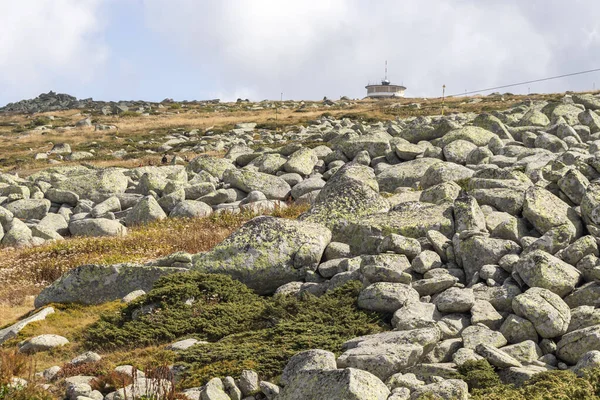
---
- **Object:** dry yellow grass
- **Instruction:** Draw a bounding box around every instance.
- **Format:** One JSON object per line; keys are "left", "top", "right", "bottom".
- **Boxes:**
{"left": 0, "top": 203, "right": 309, "bottom": 327}
{"left": 1, "top": 91, "right": 581, "bottom": 175}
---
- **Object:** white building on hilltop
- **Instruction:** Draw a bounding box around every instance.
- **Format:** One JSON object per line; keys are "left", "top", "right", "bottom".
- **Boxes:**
{"left": 365, "top": 61, "right": 406, "bottom": 98}
{"left": 365, "top": 79, "right": 407, "bottom": 98}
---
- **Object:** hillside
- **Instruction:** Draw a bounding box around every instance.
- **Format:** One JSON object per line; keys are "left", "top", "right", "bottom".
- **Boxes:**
{"left": 2, "top": 90, "right": 600, "bottom": 399}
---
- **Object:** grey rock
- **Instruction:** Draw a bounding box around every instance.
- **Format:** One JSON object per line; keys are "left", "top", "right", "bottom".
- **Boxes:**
{"left": 461, "top": 324, "right": 507, "bottom": 349}
{"left": 377, "top": 158, "right": 442, "bottom": 192}
{"left": 53, "top": 169, "right": 129, "bottom": 203}
{"left": 476, "top": 343, "right": 522, "bottom": 368}
{"left": 0, "top": 307, "right": 54, "bottom": 344}
{"left": 338, "top": 328, "right": 441, "bottom": 381}
{"left": 192, "top": 216, "right": 331, "bottom": 294}
{"left": 125, "top": 196, "right": 167, "bottom": 226}
{"left": 300, "top": 162, "right": 389, "bottom": 230}
{"left": 420, "top": 162, "right": 474, "bottom": 190}
{"left": 392, "top": 300, "right": 442, "bottom": 331}
{"left": 69, "top": 218, "right": 127, "bottom": 238}
{"left": 411, "top": 250, "right": 442, "bottom": 274}
{"left": 224, "top": 169, "right": 290, "bottom": 200}
{"left": 500, "top": 314, "right": 539, "bottom": 344}
{"left": 35, "top": 263, "right": 187, "bottom": 307}
{"left": 284, "top": 148, "right": 318, "bottom": 175}
{"left": 238, "top": 370, "right": 259, "bottom": 396}
{"left": 470, "top": 300, "right": 503, "bottom": 330}
{"left": 18, "top": 334, "right": 69, "bottom": 353}
{"left": 278, "top": 368, "right": 390, "bottom": 400}
{"left": 514, "top": 250, "right": 581, "bottom": 297}
{"left": 281, "top": 349, "right": 337, "bottom": 386}
{"left": 378, "top": 234, "right": 421, "bottom": 260}
{"left": 502, "top": 340, "right": 543, "bottom": 365}
{"left": 409, "top": 379, "right": 468, "bottom": 400}
{"left": 5, "top": 198, "right": 50, "bottom": 220}
{"left": 557, "top": 324, "right": 600, "bottom": 364}
{"left": 435, "top": 287, "right": 475, "bottom": 313}
{"left": 512, "top": 287, "right": 571, "bottom": 338}
{"left": 523, "top": 186, "right": 582, "bottom": 239}
{"left": 170, "top": 200, "right": 213, "bottom": 218}
{"left": 572, "top": 350, "right": 600, "bottom": 376}
{"left": 357, "top": 282, "right": 420, "bottom": 313}
{"left": 338, "top": 202, "right": 454, "bottom": 255}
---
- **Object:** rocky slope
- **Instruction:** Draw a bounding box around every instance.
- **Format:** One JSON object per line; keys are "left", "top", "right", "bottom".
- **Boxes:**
{"left": 0, "top": 91, "right": 219, "bottom": 114}
{"left": 3, "top": 92, "right": 600, "bottom": 399}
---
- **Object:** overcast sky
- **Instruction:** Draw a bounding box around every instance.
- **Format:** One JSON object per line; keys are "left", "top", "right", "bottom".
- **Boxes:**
{"left": 1, "top": 0, "right": 600, "bottom": 105}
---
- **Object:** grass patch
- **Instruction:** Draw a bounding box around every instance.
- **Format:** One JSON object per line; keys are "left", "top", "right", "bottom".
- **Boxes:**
{"left": 84, "top": 275, "right": 387, "bottom": 386}
{"left": 0, "top": 204, "right": 309, "bottom": 322}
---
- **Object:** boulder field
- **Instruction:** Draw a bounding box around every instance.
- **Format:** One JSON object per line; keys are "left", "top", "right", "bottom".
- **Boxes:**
{"left": 12, "top": 93, "right": 600, "bottom": 399}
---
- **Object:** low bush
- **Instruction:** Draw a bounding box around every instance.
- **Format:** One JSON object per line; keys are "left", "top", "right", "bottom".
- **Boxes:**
{"left": 458, "top": 360, "right": 502, "bottom": 390}
{"left": 84, "top": 274, "right": 387, "bottom": 386}
{"left": 461, "top": 359, "right": 600, "bottom": 400}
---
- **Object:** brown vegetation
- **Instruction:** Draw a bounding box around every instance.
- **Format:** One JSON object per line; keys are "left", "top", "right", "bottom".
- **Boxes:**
{"left": 0, "top": 204, "right": 309, "bottom": 326}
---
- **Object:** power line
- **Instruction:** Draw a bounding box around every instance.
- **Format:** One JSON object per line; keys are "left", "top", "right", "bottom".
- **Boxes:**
{"left": 447, "top": 67, "right": 600, "bottom": 97}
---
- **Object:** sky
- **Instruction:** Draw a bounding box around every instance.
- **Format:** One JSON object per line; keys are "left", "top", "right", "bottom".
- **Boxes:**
{"left": 1, "top": 0, "right": 600, "bottom": 105}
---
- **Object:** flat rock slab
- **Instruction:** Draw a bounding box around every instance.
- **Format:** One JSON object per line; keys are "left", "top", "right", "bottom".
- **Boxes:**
{"left": 337, "top": 202, "right": 454, "bottom": 255}
{"left": 35, "top": 264, "right": 188, "bottom": 307}
{"left": 0, "top": 307, "right": 54, "bottom": 344}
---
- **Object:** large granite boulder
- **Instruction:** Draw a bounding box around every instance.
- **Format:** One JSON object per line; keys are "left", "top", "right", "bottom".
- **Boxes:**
{"left": 224, "top": 169, "right": 291, "bottom": 200}
{"left": 333, "top": 132, "right": 392, "bottom": 159}
{"left": 557, "top": 325, "right": 600, "bottom": 365}
{"left": 35, "top": 263, "right": 187, "bottom": 307}
{"left": 377, "top": 158, "right": 442, "bottom": 192}
{"left": 192, "top": 216, "right": 331, "bottom": 294}
{"left": 512, "top": 288, "right": 571, "bottom": 339}
{"left": 434, "top": 126, "right": 498, "bottom": 147}
{"left": 69, "top": 218, "right": 126, "bottom": 239}
{"left": 52, "top": 169, "right": 129, "bottom": 202}
{"left": 336, "top": 202, "right": 454, "bottom": 255}
{"left": 337, "top": 328, "right": 441, "bottom": 381}
{"left": 281, "top": 350, "right": 337, "bottom": 386}
{"left": 300, "top": 163, "right": 389, "bottom": 230}
{"left": 278, "top": 368, "right": 390, "bottom": 400}
{"left": 187, "top": 156, "right": 235, "bottom": 180}
{"left": 284, "top": 148, "right": 318, "bottom": 176}
{"left": 523, "top": 186, "right": 583, "bottom": 239}
{"left": 5, "top": 199, "right": 51, "bottom": 220}
{"left": 357, "top": 282, "right": 420, "bottom": 313}
{"left": 514, "top": 250, "right": 581, "bottom": 297}
{"left": 125, "top": 196, "right": 168, "bottom": 226}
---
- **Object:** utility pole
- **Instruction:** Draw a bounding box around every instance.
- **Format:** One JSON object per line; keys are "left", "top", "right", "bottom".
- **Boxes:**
{"left": 441, "top": 85, "right": 446, "bottom": 116}
{"left": 276, "top": 92, "right": 283, "bottom": 132}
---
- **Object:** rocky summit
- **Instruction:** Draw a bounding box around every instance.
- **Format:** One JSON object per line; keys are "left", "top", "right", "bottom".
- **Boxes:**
{"left": 4, "top": 91, "right": 600, "bottom": 399}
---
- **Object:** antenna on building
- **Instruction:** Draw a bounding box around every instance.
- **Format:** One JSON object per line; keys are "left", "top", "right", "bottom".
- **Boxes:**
{"left": 382, "top": 60, "right": 390, "bottom": 85}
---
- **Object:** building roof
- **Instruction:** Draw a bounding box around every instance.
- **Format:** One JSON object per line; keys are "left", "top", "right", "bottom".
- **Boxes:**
{"left": 365, "top": 83, "right": 406, "bottom": 90}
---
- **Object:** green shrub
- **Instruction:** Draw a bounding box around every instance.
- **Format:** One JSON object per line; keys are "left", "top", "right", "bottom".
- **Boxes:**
{"left": 467, "top": 367, "right": 600, "bottom": 400}
{"left": 119, "top": 111, "right": 141, "bottom": 118}
{"left": 85, "top": 273, "right": 265, "bottom": 348}
{"left": 31, "top": 116, "right": 52, "bottom": 126}
{"left": 458, "top": 360, "right": 502, "bottom": 390}
{"left": 85, "top": 274, "right": 387, "bottom": 386}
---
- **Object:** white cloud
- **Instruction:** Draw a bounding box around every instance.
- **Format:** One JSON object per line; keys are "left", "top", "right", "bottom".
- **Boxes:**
{"left": 143, "top": 0, "right": 600, "bottom": 100}
{"left": 0, "top": 0, "right": 109, "bottom": 104}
